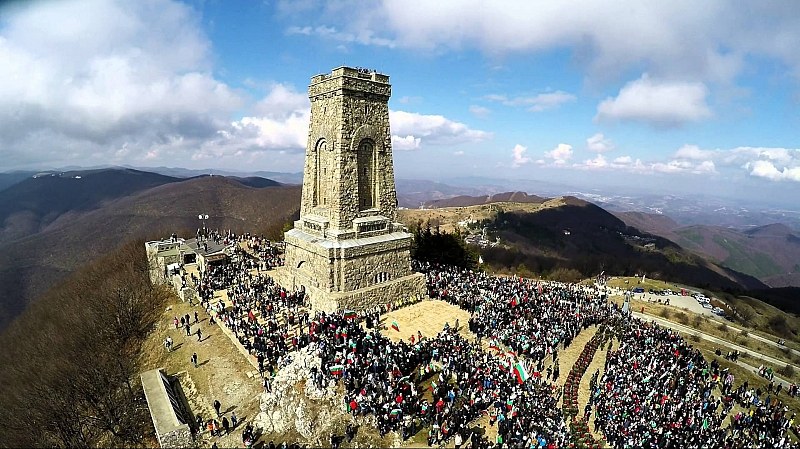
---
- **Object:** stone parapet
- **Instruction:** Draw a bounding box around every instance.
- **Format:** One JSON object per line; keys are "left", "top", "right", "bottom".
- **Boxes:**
{"left": 141, "top": 368, "right": 194, "bottom": 448}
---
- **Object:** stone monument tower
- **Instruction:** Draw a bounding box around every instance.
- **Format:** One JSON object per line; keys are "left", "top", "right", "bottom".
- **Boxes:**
{"left": 277, "top": 66, "right": 425, "bottom": 311}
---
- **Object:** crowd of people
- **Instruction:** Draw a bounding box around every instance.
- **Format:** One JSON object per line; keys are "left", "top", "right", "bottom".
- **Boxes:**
{"left": 307, "top": 307, "right": 568, "bottom": 448}
{"left": 181, "top": 247, "right": 799, "bottom": 448}
{"left": 194, "top": 255, "right": 310, "bottom": 377}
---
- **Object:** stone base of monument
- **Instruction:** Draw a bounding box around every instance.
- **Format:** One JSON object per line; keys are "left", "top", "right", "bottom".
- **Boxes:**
{"left": 271, "top": 266, "right": 425, "bottom": 312}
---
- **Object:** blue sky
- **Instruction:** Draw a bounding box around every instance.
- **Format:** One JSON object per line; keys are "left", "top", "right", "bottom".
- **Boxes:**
{"left": 1, "top": 0, "right": 799, "bottom": 201}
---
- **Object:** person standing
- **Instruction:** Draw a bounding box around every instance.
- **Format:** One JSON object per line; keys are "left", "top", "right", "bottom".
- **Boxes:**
{"left": 231, "top": 411, "right": 238, "bottom": 429}
{"left": 222, "top": 416, "right": 230, "bottom": 435}
{"left": 213, "top": 399, "right": 222, "bottom": 418}
{"left": 197, "top": 327, "right": 202, "bottom": 341}
{"left": 191, "top": 352, "right": 198, "bottom": 368}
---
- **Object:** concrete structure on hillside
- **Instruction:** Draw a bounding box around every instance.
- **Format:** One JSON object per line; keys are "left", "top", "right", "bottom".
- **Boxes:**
{"left": 141, "top": 368, "right": 194, "bottom": 448}
{"left": 145, "top": 237, "right": 234, "bottom": 301}
{"left": 275, "top": 66, "right": 425, "bottom": 311}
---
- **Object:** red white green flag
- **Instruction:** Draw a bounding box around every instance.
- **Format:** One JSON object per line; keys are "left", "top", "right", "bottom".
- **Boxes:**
{"left": 513, "top": 361, "right": 529, "bottom": 384}
{"left": 391, "top": 320, "right": 400, "bottom": 331}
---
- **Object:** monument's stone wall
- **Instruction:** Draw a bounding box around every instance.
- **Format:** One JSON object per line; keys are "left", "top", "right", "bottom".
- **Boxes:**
{"left": 280, "top": 66, "right": 425, "bottom": 311}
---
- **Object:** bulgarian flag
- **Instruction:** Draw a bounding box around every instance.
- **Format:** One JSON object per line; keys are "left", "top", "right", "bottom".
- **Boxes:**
{"left": 506, "top": 398, "right": 513, "bottom": 410}
{"left": 344, "top": 310, "right": 357, "bottom": 320}
{"left": 330, "top": 365, "right": 344, "bottom": 376}
{"left": 391, "top": 320, "right": 400, "bottom": 331}
{"left": 513, "top": 361, "right": 529, "bottom": 384}
{"left": 429, "top": 380, "right": 438, "bottom": 392}
{"left": 391, "top": 408, "right": 402, "bottom": 417}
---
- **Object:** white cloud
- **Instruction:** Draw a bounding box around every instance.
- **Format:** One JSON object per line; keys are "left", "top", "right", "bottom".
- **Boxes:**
{"left": 469, "top": 105, "right": 491, "bottom": 118}
{"left": 252, "top": 83, "right": 310, "bottom": 119}
{"left": 0, "top": 1, "right": 484, "bottom": 170}
{"left": 586, "top": 133, "right": 614, "bottom": 153}
{"left": 485, "top": 91, "right": 575, "bottom": 112}
{"left": 282, "top": 1, "right": 800, "bottom": 84}
{"left": 613, "top": 155, "right": 632, "bottom": 164}
{"left": 389, "top": 110, "right": 491, "bottom": 146}
{"left": 575, "top": 153, "right": 650, "bottom": 172}
{"left": 746, "top": 160, "right": 800, "bottom": 182}
{"left": 583, "top": 154, "right": 609, "bottom": 168}
{"left": 674, "top": 144, "right": 714, "bottom": 160}
{"left": 286, "top": 24, "right": 395, "bottom": 48}
{"left": 511, "top": 144, "right": 531, "bottom": 168}
{"left": 596, "top": 74, "right": 712, "bottom": 127}
{"left": 453, "top": 150, "right": 464, "bottom": 156}
{"left": 675, "top": 145, "right": 800, "bottom": 179}
{"left": 666, "top": 145, "right": 800, "bottom": 181}
{"left": 0, "top": 0, "right": 249, "bottom": 168}
{"left": 545, "top": 143, "right": 573, "bottom": 165}
{"left": 392, "top": 135, "right": 422, "bottom": 151}
{"left": 695, "top": 160, "right": 716, "bottom": 173}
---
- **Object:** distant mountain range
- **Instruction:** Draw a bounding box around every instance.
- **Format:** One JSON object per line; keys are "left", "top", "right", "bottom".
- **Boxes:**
{"left": 0, "top": 167, "right": 797, "bottom": 330}
{"left": 0, "top": 168, "right": 299, "bottom": 330}
{"left": 614, "top": 211, "right": 800, "bottom": 288}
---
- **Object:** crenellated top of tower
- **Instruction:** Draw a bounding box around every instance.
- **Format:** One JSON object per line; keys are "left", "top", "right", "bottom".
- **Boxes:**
{"left": 309, "top": 66, "right": 391, "bottom": 101}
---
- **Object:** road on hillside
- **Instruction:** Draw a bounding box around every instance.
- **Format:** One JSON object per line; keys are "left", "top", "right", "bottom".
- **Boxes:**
{"left": 706, "top": 318, "right": 800, "bottom": 359}
{"left": 632, "top": 312, "right": 796, "bottom": 371}
{"left": 632, "top": 312, "right": 796, "bottom": 388}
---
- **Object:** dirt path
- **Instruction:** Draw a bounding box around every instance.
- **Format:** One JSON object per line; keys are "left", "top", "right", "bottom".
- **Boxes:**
{"left": 578, "top": 336, "right": 614, "bottom": 441}
{"left": 378, "top": 300, "right": 473, "bottom": 343}
{"left": 140, "top": 293, "right": 262, "bottom": 448}
{"left": 553, "top": 326, "right": 598, "bottom": 390}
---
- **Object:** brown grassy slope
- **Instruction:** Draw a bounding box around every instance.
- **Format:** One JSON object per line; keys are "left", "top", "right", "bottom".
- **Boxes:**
{"left": 612, "top": 210, "right": 682, "bottom": 239}
{"left": 423, "top": 191, "right": 546, "bottom": 208}
{"left": 0, "top": 168, "right": 182, "bottom": 242}
{"left": 0, "top": 176, "right": 300, "bottom": 330}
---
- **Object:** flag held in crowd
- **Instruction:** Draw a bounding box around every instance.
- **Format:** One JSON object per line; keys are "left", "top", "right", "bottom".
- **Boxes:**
{"left": 391, "top": 320, "right": 400, "bottom": 331}
{"left": 330, "top": 365, "right": 344, "bottom": 376}
{"left": 514, "top": 361, "right": 529, "bottom": 384}
{"left": 343, "top": 309, "right": 357, "bottom": 320}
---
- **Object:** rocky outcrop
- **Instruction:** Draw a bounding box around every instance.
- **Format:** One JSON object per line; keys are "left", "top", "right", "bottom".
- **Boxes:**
{"left": 255, "top": 346, "right": 340, "bottom": 441}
